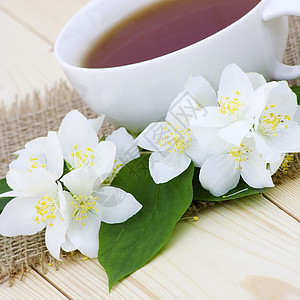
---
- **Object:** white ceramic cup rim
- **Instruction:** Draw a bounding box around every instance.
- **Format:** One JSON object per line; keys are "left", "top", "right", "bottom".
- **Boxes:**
{"left": 55, "top": 0, "right": 264, "bottom": 72}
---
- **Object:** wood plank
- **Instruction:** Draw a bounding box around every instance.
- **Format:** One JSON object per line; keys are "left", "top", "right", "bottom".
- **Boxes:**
{"left": 265, "top": 176, "right": 300, "bottom": 221}
{"left": 33, "top": 257, "right": 170, "bottom": 300}
{"left": 0, "top": 0, "right": 90, "bottom": 44}
{"left": 0, "top": 9, "right": 67, "bottom": 107}
{"left": 1, "top": 269, "right": 68, "bottom": 300}
{"left": 34, "top": 195, "right": 300, "bottom": 300}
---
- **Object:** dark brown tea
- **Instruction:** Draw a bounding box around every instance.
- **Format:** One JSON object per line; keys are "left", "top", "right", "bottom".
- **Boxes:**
{"left": 82, "top": 0, "right": 260, "bottom": 68}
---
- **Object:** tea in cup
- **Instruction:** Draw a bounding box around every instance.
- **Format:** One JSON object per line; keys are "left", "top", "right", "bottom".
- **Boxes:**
{"left": 55, "top": 0, "right": 300, "bottom": 132}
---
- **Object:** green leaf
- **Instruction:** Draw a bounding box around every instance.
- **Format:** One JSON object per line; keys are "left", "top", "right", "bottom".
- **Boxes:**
{"left": 192, "top": 168, "right": 267, "bottom": 201}
{"left": 291, "top": 86, "right": 300, "bottom": 105}
{"left": 98, "top": 155, "right": 194, "bottom": 291}
{"left": 0, "top": 178, "right": 13, "bottom": 213}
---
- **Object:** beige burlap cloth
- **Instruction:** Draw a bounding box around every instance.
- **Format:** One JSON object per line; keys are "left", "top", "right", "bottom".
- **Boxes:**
{"left": 1, "top": 16, "right": 300, "bottom": 285}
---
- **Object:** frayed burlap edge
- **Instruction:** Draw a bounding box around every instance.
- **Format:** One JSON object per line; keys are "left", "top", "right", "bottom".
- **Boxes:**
{"left": 0, "top": 231, "right": 50, "bottom": 285}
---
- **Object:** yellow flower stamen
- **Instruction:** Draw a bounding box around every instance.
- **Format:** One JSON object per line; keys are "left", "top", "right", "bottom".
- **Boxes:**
{"left": 34, "top": 195, "right": 57, "bottom": 225}
{"left": 71, "top": 194, "right": 99, "bottom": 226}
{"left": 27, "top": 156, "right": 48, "bottom": 172}
{"left": 229, "top": 144, "right": 252, "bottom": 169}
{"left": 158, "top": 122, "right": 192, "bottom": 154}
{"left": 71, "top": 145, "right": 96, "bottom": 168}
{"left": 279, "top": 153, "right": 295, "bottom": 175}
{"left": 218, "top": 91, "right": 244, "bottom": 118}
{"left": 259, "top": 104, "right": 290, "bottom": 136}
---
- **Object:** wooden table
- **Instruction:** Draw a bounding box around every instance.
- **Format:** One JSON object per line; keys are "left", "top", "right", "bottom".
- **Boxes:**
{"left": 1, "top": 1, "right": 300, "bottom": 299}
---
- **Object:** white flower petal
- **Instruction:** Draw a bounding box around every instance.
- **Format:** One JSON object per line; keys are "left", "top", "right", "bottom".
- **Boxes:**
{"left": 87, "top": 114, "right": 105, "bottom": 133}
{"left": 9, "top": 149, "right": 26, "bottom": 170}
{"left": 191, "top": 127, "right": 231, "bottom": 158}
{"left": 252, "top": 132, "right": 282, "bottom": 163}
{"left": 246, "top": 72, "right": 267, "bottom": 89}
{"left": 218, "top": 64, "right": 253, "bottom": 103}
{"left": 136, "top": 122, "right": 167, "bottom": 152}
{"left": 268, "top": 123, "right": 300, "bottom": 153}
{"left": 95, "top": 186, "right": 142, "bottom": 224}
{"left": 45, "top": 211, "right": 66, "bottom": 260}
{"left": 6, "top": 169, "right": 57, "bottom": 197}
{"left": 57, "top": 183, "right": 69, "bottom": 224}
{"left": 293, "top": 105, "right": 300, "bottom": 123}
{"left": 58, "top": 110, "right": 99, "bottom": 165}
{"left": 265, "top": 81, "right": 297, "bottom": 119}
{"left": 91, "top": 141, "right": 116, "bottom": 181}
{"left": 25, "top": 137, "right": 47, "bottom": 154}
{"left": 0, "top": 197, "right": 45, "bottom": 236}
{"left": 44, "top": 131, "right": 64, "bottom": 179}
{"left": 9, "top": 149, "right": 46, "bottom": 173}
{"left": 62, "top": 168, "right": 98, "bottom": 196}
{"left": 219, "top": 119, "right": 254, "bottom": 145}
{"left": 66, "top": 215, "right": 101, "bottom": 258}
{"left": 270, "top": 156, "right": 285, "bottom": 175}
{"left": 63, "top": 191, "right": 76, "bottom": 225}
{"left": 241, "top": 151, "right": 274, "bottom": 188}
{"left": 166, "top": 91, "right": 200, "bottom": 128}
{"left": 166, "top": 76, "right": 217, "bottom": 128}
{"left": 106, "top": 127, "right": 140, "bottom": 166}
{"left": 184, "top": 75, "right": 218, "bottom": 107}
{"left": 61, "top": 179, "right": 102, "bottom": 257}
{"left": 199, "top": 154, "right": 240, "bottom": 197}
{"left": 61, "top": 235, "right": 77, "bottom": 252}
{"left": 191, "top": 106, "right": 230, "bottom": 128}
{"left": 244, "top": 82, "right": 276, "bottom": 122}
{"left": 241, "top": 136, "right": 256, "bottom": 149}
{"left": 149, "top": 151, "right": 191, "bottom": 184}
{"left": 184, "top": 138, "right": 208, "bottom": 167}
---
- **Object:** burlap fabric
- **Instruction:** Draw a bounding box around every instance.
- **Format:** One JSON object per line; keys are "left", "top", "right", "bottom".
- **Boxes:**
{"left": 0, "top": 16, "right": 300, "bottom": 285}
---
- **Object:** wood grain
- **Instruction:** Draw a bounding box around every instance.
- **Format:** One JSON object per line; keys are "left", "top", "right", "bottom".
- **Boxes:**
{"left": 1, "top": 269, "right": 67, "bottom": 300}
{"left": 32, "top": 195, "right": 300, "bottom": 300}
{"left": 265, "top": 176, "right": 300, "bottom": 222}
{"left": 0, "top": 9, "right": 67, "bottom": 106}
{"left": 0, "top": 0, "right": 90, "bottom": 44}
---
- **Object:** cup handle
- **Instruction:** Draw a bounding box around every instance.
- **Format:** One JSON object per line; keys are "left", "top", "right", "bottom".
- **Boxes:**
{"left": 262, "top": 0, "right": 300, "bottom": 80}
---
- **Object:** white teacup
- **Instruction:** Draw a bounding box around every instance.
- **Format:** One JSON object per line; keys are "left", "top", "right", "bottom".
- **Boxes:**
{"left": 54, "top": 0, "right": 300, "bottom": 133}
